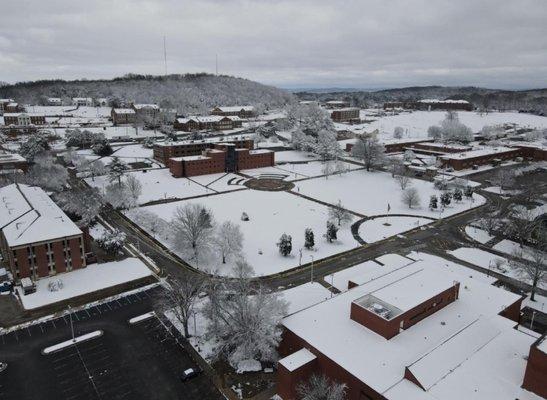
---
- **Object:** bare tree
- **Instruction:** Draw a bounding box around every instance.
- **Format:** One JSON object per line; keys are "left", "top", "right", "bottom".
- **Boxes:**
{"left": 203, "top": 261, "right": 288, "bottom": 369}
{"left": 296, "top": 374, "right": 347, "bottom": 400}
{"left": 393, "top": 126, "right": 404, "bottom": 139}
{"left": 329, "top": 200, "right": 352, "bottom": 226}
{"left": 214, "top": 221, "right": 244, "bottom": 264}
{"left": 492, "top": 169, "right": 516, "bottom": 191}
{"left": 350, "top": 134, "right": 386, "bottom": 171}
{"left": 155, "top": 275, "right": 205, "bottom": 338}
{"left": 510, "top": 240, "right": 546, "bottom": 301}
{"left": 56, "top": 186, "right": 104, "bottom": 225}
{"left": 395, "top": 173, "right": 412, "bottom": 190}
{"left": 171, "top": 203, "right": 215, "bottom": 261}
{"left": 402, "top": 187, "right": 420, "bottom": 209}
{"left": 125, "top": 174, "right": 143, "bottom": 205}
{"left": 505, "top": 207, "right": 541, "bottom": 247}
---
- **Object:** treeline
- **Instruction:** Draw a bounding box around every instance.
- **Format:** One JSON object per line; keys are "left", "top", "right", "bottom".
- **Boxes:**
{"left": 296, "top": 86, "right": 547, "bottom": 115}
{"left": 0, "top": 73, "right": 294, "bottom": 115}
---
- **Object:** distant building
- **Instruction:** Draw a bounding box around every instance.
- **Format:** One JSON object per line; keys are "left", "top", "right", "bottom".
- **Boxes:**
{"left": 5, "top": 102, "right": 22, "bottom": 113}
{"left": 111, "top": 108, "right": 136, "bottom": 125}
{"left": 173, "top": 115, "right": 242, "bottom": 132}
{"left": 169, "top": 143, "right": 274, "bottom": 177}
{"left": 0, "top": 99, "right": 15, "bottom": 115}
{"left": 440, "top": 146, "right": 522, "bottom": 170}
{"left": 131, "top": 103, "right": 160, "bottom": 121}
{"left": 276, "top": 257, "right": 535, "bottom": 400}
{"left": 330, "top": 107, "right": 360, "bottom": 123}
{"left": 72, "top": 97, "right": 93, "bottom": 106}
{"left": 0, "top": 184, "right": 87, "bottom": 281}
{"left": 210, "top": 106, "right": 255, "bottom": 119}
{"left": 522, "top": 335, "right": 547, "bottom": 398}
{"left": 47, "top": 97, "right": 62, "bottom": 106}
{"left": 153, "top": 137, "right": 254, "bottom": 165}
{"left": 0, "top": 152, "right": 28, "bottom": 173}
{"left": 2, "top": 113, "right": 46, "bottom": 126}
{"left": 96, "top": 98, "right": 108, "bottom": 107}
{"left": 383, "top": 99, "right": 473, "bottom": 112}
{"left": 325, "top": 100, "right": 350, "bottom": 109}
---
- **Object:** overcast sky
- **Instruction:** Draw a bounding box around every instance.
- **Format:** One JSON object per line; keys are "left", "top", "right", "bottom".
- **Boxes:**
{"left": 1, "top": 0, "right": 546, "bottom": 89}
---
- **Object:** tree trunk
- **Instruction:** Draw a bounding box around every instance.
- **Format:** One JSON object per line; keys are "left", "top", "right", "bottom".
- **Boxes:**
{"left": 183, "top": 320, "right": 190, "bottom": 338}
{"left": 531, "top": 277, "right": 538, "bottom": 301}
{"left": 222, "top": 254, "right": 226, "bottom": 264}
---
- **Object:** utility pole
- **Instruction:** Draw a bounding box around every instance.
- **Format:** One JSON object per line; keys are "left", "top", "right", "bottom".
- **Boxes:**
{"left": 310, "top": 255, "right": 314, "bottom": 283}
{"left": 163, "top": 36, "right": 168, "bottom": 76}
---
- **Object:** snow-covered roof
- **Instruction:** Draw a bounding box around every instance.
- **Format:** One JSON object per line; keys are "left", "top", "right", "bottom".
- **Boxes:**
{"left": 0, "top": 184, "right": 82, "bottom": 247}
{"left": 156, "top": 135, "right": 252, "bottom": 147}
{"left": 72, "top": 97, "right": 92, "bottom": 101}
{"left": 132, "top": 104, "right": 159, "bottom": 110}
{"left": 113, "top": 108, "right": 136, "bottom": 114}
{"left": 171, "top": 155, "right": 210, "bottom": 161}
{"left": 249, "top": 149, "right": 273, "bottom": 155}
{"left": 7, "top": 102, "right": 18, "bottom": 107}
{"left": 279, "top": 348, "right": 316, "bottom": 372}
{"left": 331, "top": 107, "right": 360, "bottom": 112}
{"left": 213, "top": 106, "right": 254, "bottom": 112}
{"left": 0, "top": 99, "right": 14, "bottom": 102}
{"left": 418, "top": 99, "right": 470, "bottom": 104}
{"left": 326, "top": 100, "right": 348, "bottom": 104}
{"left": 441, "top": 146, "right": 516, "bottom": 160}
{"left": 0, "top": 152, "right": 26, "bottom": 163}
{"left": 2, "top": 112, "right": 44, "bottom": 118}
{"left": 282, "top": 255, "right": 525, "bottom": 397}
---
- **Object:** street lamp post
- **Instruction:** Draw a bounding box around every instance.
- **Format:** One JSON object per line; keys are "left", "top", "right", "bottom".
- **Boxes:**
{"left": 310, "top": 255, "right": 314, "bottom": 283}
{"left": 68, "top": 305, "right": 75, "bottom": 342}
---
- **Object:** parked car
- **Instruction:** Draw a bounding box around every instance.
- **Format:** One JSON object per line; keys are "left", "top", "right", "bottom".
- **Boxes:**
{"left": 0, "top": 362, "right": 7, "bottom": 373}
{"left": 180, "top": 367, "right": 200, "bottom": 382}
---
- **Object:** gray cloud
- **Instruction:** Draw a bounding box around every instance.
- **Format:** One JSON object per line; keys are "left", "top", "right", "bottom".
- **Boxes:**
{"left": 0, "top": 0, "right": 546, "bottom": 89}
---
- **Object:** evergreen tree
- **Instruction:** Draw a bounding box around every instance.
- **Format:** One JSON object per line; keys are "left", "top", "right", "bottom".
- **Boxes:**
{"left": 304, "top": 228, "right": 315, "bottom": 250}
{"left": 326, "top": 221, "right": 339, "bottom": 243}
{"left": 440, "top": 191, "right": 452, "bottom": 207}
{"left": 429, "top": 195, "right": 438, "bottom": 210}
{"left": 277, "top": 233, "right": 292, "bottom": 256}
{"left": 453, "top": 188, "right": 463, "bottom": 202}
{"left": 464, "top": 186, "right": 474, "bottom": 199}
{"left": 108, "top": 156, "right": 128, "bottom": 186}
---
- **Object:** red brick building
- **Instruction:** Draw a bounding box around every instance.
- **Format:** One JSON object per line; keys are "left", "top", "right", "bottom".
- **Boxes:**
{"left": 440, "top": 146, "right": 522, "bottom": 170}
{"left": 0, "top": 152, "right": 28, "bottom": 173}
{"left": 0, "top": 184, "right": 86, "bottom": 281}
{"left": 153, "top": 137, "right": 254, "bottom": 165}
{"left": 169, "top": 143, "right": 274, "bottom": 177}
{"left": 522, "top": 335, "right": 547, "bottom": 398}
{"left": 331, "top": 108, "right": 360, "bottom": 123}
{"left": 0, "top": 99, "right": 15, "bottom": 115}
{"left": 2, "top": 113, "right": 46, "bottom": 126}
{"left": 173, "top": 115, "right": 242, "bottom": 131}
{"left": 210, "top": 106, "right": 255, "bottom": 118}
{"left": 111, "top": 108, "right": 137, "bottom": 125}
{"left": 383, "top": 99, "right": 473, "bottom": 111}
{"left": 276, "top": 259, "right": 537, "bottom": 400}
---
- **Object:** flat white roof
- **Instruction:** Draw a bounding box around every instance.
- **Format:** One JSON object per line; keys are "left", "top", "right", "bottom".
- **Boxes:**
{"left": 279, "top": 348, "right": 316, "bottom": 372}
{"left": 132, "top": 104, "right": 159, "bottom": 110}
{"left": 282, "top": 253, "right": 522, "bottom": 396}
{"left": 213, "top": 106, "right": 254, "bottom": 112}
{"left": 113, "top": 108, "right": 135, "bottom": 114}
{"left": 418, "top": 99, "right": 470, "bottom": 104}
{"left": 156, "top": 135, "right": 251, "bottom": 147}
{"left": 441, "top": 146, "right": 516, "bottom": 160}
{"left": 0, "top": 184, "right": 82, "bottom": 247}
{"left": 171, "top": 155, "right": 210, "bottom": 161}
{"left": 0, "top": 152, "right": 26, "bottom": 163}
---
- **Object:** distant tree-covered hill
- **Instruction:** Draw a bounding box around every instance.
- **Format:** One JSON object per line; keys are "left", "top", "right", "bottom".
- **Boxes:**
{"left": 0, "top": 73, "right": 294, "bottom": 115}
{"left": 296, "top": 86, "right": 547, "bottom": 115}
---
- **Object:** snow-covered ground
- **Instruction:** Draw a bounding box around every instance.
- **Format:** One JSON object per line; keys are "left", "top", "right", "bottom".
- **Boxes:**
{"left": 482, "top": 186, "right": 522, "bottom": 196}
{"left": 45, "top": 125, "right": 163, "bottom": 140}
{"left": 296, "top": 169, "right": 485, "bottom": 218}
{"left": 464, "top": 225, "right": 494, "bottom": 244}
{"left": 357, "top": 216, "right": 433, "bottom": 243}
{"left": 336, "top": 110, "right": 547, "bottom": 139}
{"left": 132, "top": 190, "right": 359, "bottom": 276}
{"left": 274, "top": 150, "right": 320, "bottom": 163}
{"left": 492, "top": 239, "right": 547, "bottom": 262}
{"left": 16, "top": 258, "right": 152, "bottom": 309}
{"left": 86, "top": 169, "right": 223, "bottom": 204}
{"left": 448, "top": 247, "right": 546, "bottom": 289}
{"left": 242, "top": 160, "right": 359, "bottom": 181}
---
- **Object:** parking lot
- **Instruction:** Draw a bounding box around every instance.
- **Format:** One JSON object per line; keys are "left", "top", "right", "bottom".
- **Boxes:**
{"left": 0, "top": 287, "right": 223, "bottom": 400}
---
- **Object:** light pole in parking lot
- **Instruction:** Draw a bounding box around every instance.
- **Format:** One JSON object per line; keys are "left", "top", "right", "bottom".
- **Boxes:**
{"left": 310, "top": 255, "right": 314, "bottom": 283}
{"left": 68, "top": 305, "right": 75, "bottom": 342}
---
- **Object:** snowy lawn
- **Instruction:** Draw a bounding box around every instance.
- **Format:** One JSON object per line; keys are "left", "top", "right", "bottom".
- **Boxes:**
{"left": 448, "top": 247, "right": 546, "bottom": 289}
{"left": 464, "top": 225, "right": 494, "bottom": 244}
{"left": 275, "top": 150, "right": 320, "bottom": 163}
{"left": 482, "top": 186, "right": 521, "bottom": 196}
{"left": 242, "top": 160, "right": 359, "bottom": 181}
{"left": 296, "top": 169, "right": 485, "bottom": 218}
{"left": 522, "top": 293, "right": 546, "bottom": 313}
{"left": 111, "top": 143, "right": 153, "bottom": 159}
{"left": 338, "top": 110, "right": 547, "bottom": 139}
{"left": 16, "top": 258, "right": 152, "bottom": 309}
{"left": 132, "top": 190, "right": 359, "bottom": 276}
{"left": 358, "top": 216, "right": 433, "bottom": 243}
{"left": 492, "top": 239, "right": 547, "bottom": 262}
{"left": 86, "top": 168, "right": 217, "bottom": 204}
{"left": 189, "top": 173, "right": 248, "bottom": 192}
